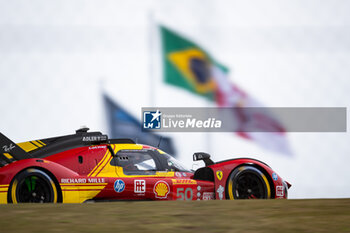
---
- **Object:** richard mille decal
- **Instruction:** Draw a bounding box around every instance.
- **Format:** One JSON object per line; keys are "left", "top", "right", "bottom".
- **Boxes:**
{"left": 60, "top": 178, "right": 106, "bottom": 183}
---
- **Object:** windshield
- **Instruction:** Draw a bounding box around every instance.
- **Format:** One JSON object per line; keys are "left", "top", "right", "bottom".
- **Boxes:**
{"left": 163, "top": 153, "right": 191, "bottom": 172}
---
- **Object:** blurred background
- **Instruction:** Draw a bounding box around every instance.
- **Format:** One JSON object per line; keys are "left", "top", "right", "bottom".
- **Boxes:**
{"left": 0, "top": 0, "right": 349, "bottom": 199}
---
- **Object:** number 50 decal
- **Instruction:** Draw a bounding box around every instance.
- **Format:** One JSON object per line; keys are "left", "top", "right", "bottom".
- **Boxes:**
{"left": 176, "top": 188, "right": 193, "bottom": 200}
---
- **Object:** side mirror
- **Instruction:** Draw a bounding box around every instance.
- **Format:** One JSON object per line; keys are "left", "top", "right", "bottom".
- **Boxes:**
{"left": 193, "top": 152, "right": 214, "bottom": 166}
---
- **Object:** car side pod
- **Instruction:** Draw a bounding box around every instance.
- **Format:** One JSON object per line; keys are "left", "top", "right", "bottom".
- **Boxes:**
{"left": 193, "top": 152, "right": 214, "bottom": 166}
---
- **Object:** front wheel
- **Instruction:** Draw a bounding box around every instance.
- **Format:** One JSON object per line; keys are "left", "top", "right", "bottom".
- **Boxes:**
{"left": 226, "top": 166, "right": 271, "bottom": 199}
{"left": 8, "top": 168, "right": 59, "bottom": 203}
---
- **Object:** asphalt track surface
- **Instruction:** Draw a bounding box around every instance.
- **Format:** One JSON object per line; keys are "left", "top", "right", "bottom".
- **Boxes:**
{"left": 0, "top": 199, "right": 349, "bottom": 233}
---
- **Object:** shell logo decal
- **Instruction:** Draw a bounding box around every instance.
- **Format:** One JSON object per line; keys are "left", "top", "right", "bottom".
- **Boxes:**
{"left": 153, "top": 181, "right": 170, "bottom": 199}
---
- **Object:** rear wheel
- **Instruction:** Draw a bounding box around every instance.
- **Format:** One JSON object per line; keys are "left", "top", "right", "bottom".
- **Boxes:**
{"left": 9, "top": 168, "right": 58, "bottom": 203}
{"left": 226, "top": 166, "right": 271, "bottom": 199}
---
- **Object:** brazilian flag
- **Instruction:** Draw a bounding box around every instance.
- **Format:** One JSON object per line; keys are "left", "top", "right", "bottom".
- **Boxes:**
{"left": 160, "top": 26, "right": 228, "bottom": 100}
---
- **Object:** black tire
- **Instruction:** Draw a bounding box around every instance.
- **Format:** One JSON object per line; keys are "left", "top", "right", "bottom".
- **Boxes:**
{"left": 226, "top": 166, "right": 271, "bottom": 199}
{"left": 8, "top": 168, "right": 58, "bottom": 203}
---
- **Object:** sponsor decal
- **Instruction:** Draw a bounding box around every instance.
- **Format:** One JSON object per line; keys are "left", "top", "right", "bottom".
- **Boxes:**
{"left": 87, "top": 178, "right": 106, "bottom": 183}
{"left": 197, "top": 186, "right": 201, "bottom": 191}
{"left": 203, "top": 192, "right": 214, "bottom": 200}
{"left": 276, "top": 186, "right": 284, "bottom": 197}
{"left": 216, "top": 170, "right": 223, "bottom": 181}
{"left": 143, "top": 110, "right": 162, "bottom": 129}
{"left": 172, "top": 179, "right": 197, "bottom": 185}
{"left": 182, "top": 172, "right": 187, "bottom": 177}
{"left": 272, "top": 173, "right": 278, "bottom": 181}
{"left": 89, "top": 145, "right": 107, "bottom": 150}
{"left": 217, "top": 185, "right": 224, "bottom": 200}
{"left": 134, "top": 180, "right": 146, "bottom": 194}
{"left": 154, "top": 181, "right": 170, "bottom": 199}
{"left": 82, "top": 135, "right": 107, "bottom": 142}
{"left": 197, "top": 192, "right": 201, "bottom": 197}
{"left": 162, "top": 118, "right": 221, "bottom": 129}
{"left": 114, "top": 179, "right": 125, "bottom": 193}
{"left": 60, "top": 178, "right": 106, "bottom": 184}
{"left": 142, "top": 108, "right": 223, "bottom": 131}
{"left": 175, "top": 172, "right": 182, "bottom": 177}
{"left": 2, "top": 143, "right": 15, "bottom": 152}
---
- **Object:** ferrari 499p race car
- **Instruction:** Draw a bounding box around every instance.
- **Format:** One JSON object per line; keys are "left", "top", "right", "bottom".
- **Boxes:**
{"left": 0, "top": 128, "right": 291, "bottom": 203}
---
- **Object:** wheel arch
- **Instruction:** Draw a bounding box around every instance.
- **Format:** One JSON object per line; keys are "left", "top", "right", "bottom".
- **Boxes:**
{"left": 8, "top": 166, "right": 63, "bottom": 203}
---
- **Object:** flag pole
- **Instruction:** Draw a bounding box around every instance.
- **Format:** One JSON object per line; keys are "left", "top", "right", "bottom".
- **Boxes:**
{"left": 206, "top": 100, "right": 212, "bottom": 155}
{"left": 99, "top": 77, "right": 109, "bottom": 135}
{"left": 202, "top": 0, "right": 213, "bottom": 155}
{"left": 148, "top": 10, "right": 155, "bottom": 107}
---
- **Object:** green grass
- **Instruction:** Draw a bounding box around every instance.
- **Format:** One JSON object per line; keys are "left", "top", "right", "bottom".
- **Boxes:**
{"left": 0, "top": 199, "right": 349, "bottom": 233}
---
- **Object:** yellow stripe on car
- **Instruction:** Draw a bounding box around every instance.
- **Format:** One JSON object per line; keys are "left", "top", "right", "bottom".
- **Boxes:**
{"left": 17, "top": 142, "right": 38, "bottom": 152}
{"left": 157, "top": 149, "right": 166, "bottom": 154}
{"left": 3, "top": 153, "right": 13, "bottom": 159}
{"left": 0, "top": 185, "right": 8, "bottom": 204}
{"left": 60, "top": 185, "right": 107, "bottom": 190}
{"left": 37, "top": 140, "right": 46, "bottom": 146}
{"left": 31, "top": 141, "right": 42, "bottom": 148}
{"left": 87, "top": 149, "right": 110, "bottom": 177}
{"left": 92, "top": 152, "right": 112, "bottom": 177}
{"left": 16, "top": 140, "right": 46, "bottom": 152}
{"left": 60, "top": 183, "right": 108, "bottom": 203}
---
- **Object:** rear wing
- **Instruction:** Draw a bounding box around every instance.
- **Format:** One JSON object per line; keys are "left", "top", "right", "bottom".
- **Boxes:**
{"left": 0, "top": 132, "right": 32, "bottom": 167}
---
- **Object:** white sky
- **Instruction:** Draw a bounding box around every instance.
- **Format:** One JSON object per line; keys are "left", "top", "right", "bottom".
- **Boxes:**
{"left": 0, "top": 0, "right": 349, "bottom": 198}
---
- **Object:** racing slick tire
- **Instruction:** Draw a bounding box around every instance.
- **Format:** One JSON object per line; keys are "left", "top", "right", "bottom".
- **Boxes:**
{"left": 8, "top": 168, "right": 59, "bottom": 203}
{"left": 226, "top": 166, "right": 271, "bottom": 199}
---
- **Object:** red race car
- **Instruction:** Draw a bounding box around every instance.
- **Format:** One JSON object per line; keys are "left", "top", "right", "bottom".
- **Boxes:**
{"left": 0, "top": 128, "right": 291, "bottom": 203}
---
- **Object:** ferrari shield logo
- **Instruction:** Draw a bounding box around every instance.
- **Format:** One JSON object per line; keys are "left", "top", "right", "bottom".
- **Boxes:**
{"left": 216, "top": 170, "right": 223, "bottom": 181}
